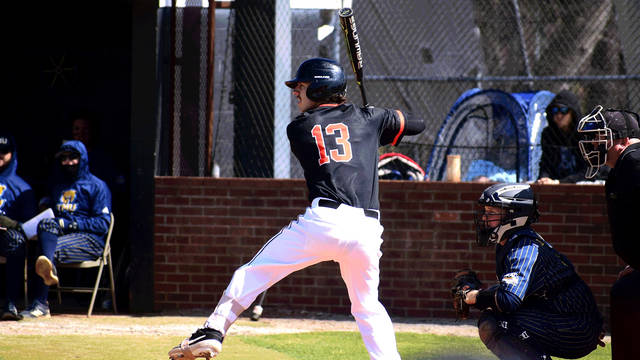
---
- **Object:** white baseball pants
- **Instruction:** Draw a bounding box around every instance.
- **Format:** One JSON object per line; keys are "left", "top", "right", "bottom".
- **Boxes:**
{"left": 204, "top": 197, "right": 401, "bottom": 360}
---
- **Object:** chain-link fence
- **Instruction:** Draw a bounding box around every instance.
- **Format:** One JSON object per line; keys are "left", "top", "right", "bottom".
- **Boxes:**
{"left": 156, "top": 0, "right": 640, "bottom": 181}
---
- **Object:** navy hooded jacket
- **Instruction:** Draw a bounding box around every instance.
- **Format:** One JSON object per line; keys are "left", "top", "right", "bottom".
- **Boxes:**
{"left": 49, "top": 140, "right": 111, "bottom": 243}
{"left": 538, "top": 90, "right": 588, "bottom": 183}
{"left": 0, "top": 134, "right": 37, "bottom": 224}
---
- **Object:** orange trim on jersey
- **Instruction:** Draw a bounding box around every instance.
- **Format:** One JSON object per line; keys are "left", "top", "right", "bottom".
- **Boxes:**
{"left": 318, "top": 103, "right": 340, "bottom": 107}
{"left": 391, "top": 110, "right": 405, "bottom": 146}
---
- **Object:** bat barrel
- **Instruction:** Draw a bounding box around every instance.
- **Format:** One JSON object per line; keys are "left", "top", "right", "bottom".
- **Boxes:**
{"left": 338, "top": 7, "right": 368, "bottom": 106}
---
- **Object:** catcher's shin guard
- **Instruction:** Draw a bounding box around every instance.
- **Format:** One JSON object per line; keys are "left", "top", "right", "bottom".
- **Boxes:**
{"left": 478, "top": 311, "right": 546, "bottom": 360}
{"left": 168, "top": 328, "right": 223, "bottom": 360}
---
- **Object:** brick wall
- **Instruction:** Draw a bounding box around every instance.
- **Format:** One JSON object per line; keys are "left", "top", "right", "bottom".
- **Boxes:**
{"left": 154, "top": 177, "right": 621, "bottom": 322}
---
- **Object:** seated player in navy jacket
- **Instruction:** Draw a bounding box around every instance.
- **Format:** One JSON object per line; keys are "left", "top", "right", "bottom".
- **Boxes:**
{"left": 21, "top": 140, "right": 111, "bottom": 319}
{"left": 0, "top": 133, "right": 37, "bottom": 321}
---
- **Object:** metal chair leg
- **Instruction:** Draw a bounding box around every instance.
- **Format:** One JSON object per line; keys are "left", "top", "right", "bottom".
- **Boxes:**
{"left": 87, "top": 262, "right": 105, "bottom": 317}
{"left": 108, "top": 252, "right": 117, "bottom": 314}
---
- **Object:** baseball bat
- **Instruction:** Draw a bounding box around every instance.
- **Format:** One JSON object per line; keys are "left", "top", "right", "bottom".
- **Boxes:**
{"left": 250, "top": 290, "right": 267, "bottom": 321}
{"left": 338, "top": 7, "right": 368, "bottom": 107}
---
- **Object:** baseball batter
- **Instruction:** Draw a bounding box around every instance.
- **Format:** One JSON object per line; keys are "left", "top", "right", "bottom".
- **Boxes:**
{"left": 168, "top": 57, "right": 425, "bottom": 360}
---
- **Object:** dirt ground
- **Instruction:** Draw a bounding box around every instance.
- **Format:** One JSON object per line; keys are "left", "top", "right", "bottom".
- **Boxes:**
{"left": 1, "top": 309, "right": 611, "bottom": 344}
{"left": 1, "top": 309, "right": 479, "bottom": 338}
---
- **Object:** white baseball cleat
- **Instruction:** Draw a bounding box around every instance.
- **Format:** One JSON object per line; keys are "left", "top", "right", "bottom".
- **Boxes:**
{"left": 168, "top": 328, "right": 223, "bottom": 360}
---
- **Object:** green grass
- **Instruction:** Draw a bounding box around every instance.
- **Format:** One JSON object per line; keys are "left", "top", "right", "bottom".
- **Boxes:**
{"left": 240, "top": 332, "right": 495, "bottom": 360}
{"left": 0, "top": 332, "right": 611, "bottom": 360}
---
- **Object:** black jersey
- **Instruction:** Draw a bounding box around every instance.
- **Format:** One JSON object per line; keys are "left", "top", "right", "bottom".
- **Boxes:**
{"left": 287, "top": 103, "right": 407, "bottom": 210}
{"left": 605, "top": 142, "right": 640, "bottom": 270}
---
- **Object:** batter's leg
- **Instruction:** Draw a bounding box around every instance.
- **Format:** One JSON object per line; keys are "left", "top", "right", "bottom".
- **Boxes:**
{"left": 205, "top": 220, "right": 324, "bottom": 334}
{"left": 338, "top": 241, "right": 400, "bottom": 360}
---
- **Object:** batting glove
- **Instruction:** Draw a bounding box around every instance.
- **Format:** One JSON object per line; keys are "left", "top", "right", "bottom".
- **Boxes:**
{"left": 56, "top": 218, "right": 79, "bottom": 231}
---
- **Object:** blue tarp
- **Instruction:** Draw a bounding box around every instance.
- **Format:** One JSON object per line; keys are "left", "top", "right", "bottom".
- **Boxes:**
{"left": 425, "top": 88, "right": 555, "bottom": 182}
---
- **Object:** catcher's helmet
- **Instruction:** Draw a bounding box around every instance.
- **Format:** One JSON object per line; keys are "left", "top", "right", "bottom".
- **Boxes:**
{"left": 577, "top": 105, "right": 640, "bottom": 178}
{"left": 285, "top": 57, "right": 346, "bottom": 102}
{"left": 475, "top": 183, "right": 539, "bottom": 246}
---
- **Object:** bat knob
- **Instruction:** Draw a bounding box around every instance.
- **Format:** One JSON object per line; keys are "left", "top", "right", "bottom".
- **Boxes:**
{"left": 338, "top": 7, "right": 353, "bottom": 17}
{"left": 250, "top": 305, "right": 263, "bottom": 321}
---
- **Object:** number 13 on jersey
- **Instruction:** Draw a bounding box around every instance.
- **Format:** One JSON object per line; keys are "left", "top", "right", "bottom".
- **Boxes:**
{"left": 311, "top": 123, "right": 353, "bottom": 165}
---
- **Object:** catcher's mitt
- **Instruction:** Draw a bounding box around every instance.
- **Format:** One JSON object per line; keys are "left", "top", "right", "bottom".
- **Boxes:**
{"left": 451, "top": 269, "right": 483, "bottom": 320}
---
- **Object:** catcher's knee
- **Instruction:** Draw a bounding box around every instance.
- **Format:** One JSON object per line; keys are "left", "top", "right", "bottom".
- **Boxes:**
{"left": 477, "top": 311, "right": 500, "bottom": 346}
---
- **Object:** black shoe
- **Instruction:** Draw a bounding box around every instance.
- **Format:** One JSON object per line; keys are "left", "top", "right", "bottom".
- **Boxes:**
{"left": 168, "top": 327, "right": 224, "bottom": 359}
{"left": 1, "top": 302, "right": 23, "bottom": 321}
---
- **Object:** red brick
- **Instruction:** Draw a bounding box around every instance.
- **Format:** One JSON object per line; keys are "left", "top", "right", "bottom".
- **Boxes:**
{"left": 433, "top": 211, "right": 458, "bottom": 222}
{"left": 153, "top": 178, "right": 618, "bottom": 326}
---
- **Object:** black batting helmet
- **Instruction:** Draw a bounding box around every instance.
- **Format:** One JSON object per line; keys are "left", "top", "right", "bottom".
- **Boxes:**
{"left": 285, "top": 57, "right": 346, "bottom": 102}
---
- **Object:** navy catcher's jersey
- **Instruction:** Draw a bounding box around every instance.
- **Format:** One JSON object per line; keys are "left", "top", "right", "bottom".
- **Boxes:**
{"left": 494, "top": 228, "right": 600, "bottom": 315}
{"left": 488, "top": 227, "right": 603, "bottom": 358}
{"left": 287, "top": 103, "right": 407, "bottom": 210}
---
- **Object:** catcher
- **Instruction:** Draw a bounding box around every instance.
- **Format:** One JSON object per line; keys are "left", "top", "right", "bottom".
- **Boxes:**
{"left": 459, "top": 183, "right": 604, "bottom": 360}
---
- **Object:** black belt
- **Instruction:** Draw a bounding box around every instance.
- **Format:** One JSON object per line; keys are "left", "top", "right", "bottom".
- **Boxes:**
{"left": 317, "top": 199, "right": 379, "bottom": 220}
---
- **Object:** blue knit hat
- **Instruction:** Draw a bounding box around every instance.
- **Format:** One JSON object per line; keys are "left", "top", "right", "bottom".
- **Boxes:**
{"left": 0, "top": 133, "right": 15, "bottom": 153}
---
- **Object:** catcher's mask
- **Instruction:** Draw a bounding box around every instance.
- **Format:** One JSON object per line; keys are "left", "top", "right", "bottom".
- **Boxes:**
{"left": 577, "top": 105, "right": 640, "bottom": 178}
{"left": 475, "top": 183, "right": 539, "bottom": 246}
{"left": 285, "top": 57, "right": 346, "bottom": 102}
{"left": 577, "top": 105, "right": 612, "bottom": 178}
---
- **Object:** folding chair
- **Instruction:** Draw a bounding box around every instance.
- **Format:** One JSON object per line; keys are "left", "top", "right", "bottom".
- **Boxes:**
{"left": 56, "top": 213, "right": 118, "bottom": 317}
